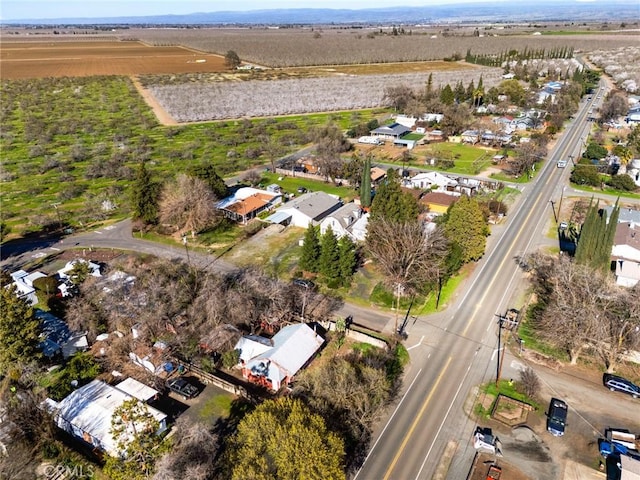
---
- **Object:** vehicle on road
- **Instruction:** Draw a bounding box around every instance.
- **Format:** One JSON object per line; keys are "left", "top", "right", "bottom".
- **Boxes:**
{"left": 546, "top": 398, "right": 568, "bottom": 437}
{"left": 557, "top": 160, "right": 568, "bottom": 168}
{"left": 166, "top": 377, "right": 199, "bottom": 399}
{"left": 603, "top": 373, "right": 640, "bottom": 399}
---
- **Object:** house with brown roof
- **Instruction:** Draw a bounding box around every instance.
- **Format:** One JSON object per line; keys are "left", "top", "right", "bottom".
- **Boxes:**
{"left": 420, "top": 191, "right": 460, "bottom": 215}
{"left": 611, "top": 222, "right": 640, "bottom": 287}
{"left": 217, "top": 187, "right": 282, "bottom": 224}
{"left": 370, "top": 166, "right": 387, "bottom": 184}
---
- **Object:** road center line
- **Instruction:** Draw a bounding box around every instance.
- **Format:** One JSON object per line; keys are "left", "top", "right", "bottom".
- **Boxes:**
{"left": 383, "top": 357, "right": 453, "bottom": 480}
{"left": 354, "top": 368, "right": 423, "bottom": 480}
{"left": 415, "top": 353, "right": 476, "bottom": 479}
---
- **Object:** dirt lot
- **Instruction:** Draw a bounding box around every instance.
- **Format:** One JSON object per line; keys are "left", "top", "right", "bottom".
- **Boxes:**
{"left": 0, "top": 40, "right": 228, "bottom": 79}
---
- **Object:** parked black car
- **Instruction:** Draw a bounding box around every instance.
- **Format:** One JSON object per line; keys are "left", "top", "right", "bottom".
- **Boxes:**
{"left": 546, "top": 398, "right": 568, "bottom": 437}
{"left": 603, "top": 373, "right": 640, "bottom": 399}
{"left": 166, "top": 377, "right": 199, "bottom": 399}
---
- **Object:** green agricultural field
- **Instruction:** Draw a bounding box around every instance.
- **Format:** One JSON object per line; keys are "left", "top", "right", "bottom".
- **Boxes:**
{"left": 0, "top": 76, "right": 381, "bottom": 238}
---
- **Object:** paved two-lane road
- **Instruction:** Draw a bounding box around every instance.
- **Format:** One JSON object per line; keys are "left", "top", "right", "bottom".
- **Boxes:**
{"left": 354, "top": 90, "right": 610, "bottom": 480}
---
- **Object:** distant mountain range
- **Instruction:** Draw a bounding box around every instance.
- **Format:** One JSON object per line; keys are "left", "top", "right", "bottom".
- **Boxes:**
{"left": 4, "top": 1, "right": 639, "bottom": 26}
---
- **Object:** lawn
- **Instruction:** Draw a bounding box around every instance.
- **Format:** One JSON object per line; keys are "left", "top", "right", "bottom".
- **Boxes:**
{"left": 259, "top": 172, "right": 359, "bottom": 200}
{"left": 413, "top": 143, "right": 498, "bottom": 176}
{"left": 343, "top": 261, "right": 470, "bottom": 315}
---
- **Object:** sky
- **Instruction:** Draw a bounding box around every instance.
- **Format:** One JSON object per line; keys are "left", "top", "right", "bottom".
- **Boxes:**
{"left": 0, "top": 0, "right": 523, "bottom": 21}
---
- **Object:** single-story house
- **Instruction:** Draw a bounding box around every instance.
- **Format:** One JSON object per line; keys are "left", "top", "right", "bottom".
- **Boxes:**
{"left": 57, "top": 259, "right": 102, "bottom": 281}
{"left": 234, "top": 323, "right": 324, "bottom": 391}
{"left": 461, "top": 130, "right": 480, "bottom": 144}
{"left": 423, "top": 129, "right": 445, "bottom": 142}
{"left": 36, "top": 309, "right": 88, "bottom": 359}
{"left": 370, "top": 122, "right": 412, "bottom": 140}
{"left": 511, "top": 117, "right": 535, "bottom": 131}
{"left": 217, "top": 187, "right": 283, "bottom": 224}
{"left": 393, "top": 138, "right": 417, "bottom": 149}
{"left": 420, "top": 191, "right": 460, "bottom": 214}
{"left": 370, "top": 166, "right": 387, "bottom": 184}
{"left": 47, "top": 379, "right": 167, "bottom": 457}
{"left": 266, "top": 191, "right": 342, "bottom": 228}
{"left": 604, "top": 206, "right": 640, "bottom": 225}
{"left": 611, "top": 222, "right": 640, "bottom": 287}
{"left": 319, "top": 202, "right": 366, "bottom": 241}
{"left": 406, "top": 171, "right": 457, "bottom": 191}
{"left": 8, "top": 269, "right": 47, "bottom": 306}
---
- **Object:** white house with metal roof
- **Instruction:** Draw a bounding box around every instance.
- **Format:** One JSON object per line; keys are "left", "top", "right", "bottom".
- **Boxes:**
{"left": 319, "top": 202, "right": 366, "bottom": 241}
{"left": 8, "top": 269, "right": 47, "bottom": 305}
{"left": 266, "top": 191, "right": 342, "bottom": 228}
{"left": 48, "top": 379, "right": 167, "bottom": 456}
{"left": 234, "top": 323, "right": 324, "bottom": 391}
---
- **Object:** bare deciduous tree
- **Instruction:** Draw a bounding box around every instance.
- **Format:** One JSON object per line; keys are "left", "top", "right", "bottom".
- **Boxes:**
{"left": 159, "top": 174, "right": 221, "bottom": 235}
{"left": 365, "top": 219, "right": 449, "bottom": 295}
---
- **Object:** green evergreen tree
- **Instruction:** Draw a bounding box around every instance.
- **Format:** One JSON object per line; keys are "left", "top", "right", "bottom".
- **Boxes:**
{"left": 360, "top": 156, "right": 372, "bottom": 208}
{"left": 188, "top": 162, "right": 229, "bottom": 199}
{"left": 370, "top": 169, "right": 419, "bottom": 223}
{"left": 440, "top": 84, "right": 455, "bottom": 105}
{"left": 575, "top": 199, "right": 619, "bottom": 272}
{"left": 0, "top": 286, "right": 41, "bottom": 371}
{"left": 337, "top": 236, "right": 357, "bottom": 286}
{"left": 131, "top": 161, "right": 160, "bottom": 225}
{"left": 442, "top": 196, "right": 489, "bottom": 263}
{"left": 319, "top": 226, "right": 340, "bottom": 281}
{"left": 299, "top": 225, "right": 321, "bottom": 273}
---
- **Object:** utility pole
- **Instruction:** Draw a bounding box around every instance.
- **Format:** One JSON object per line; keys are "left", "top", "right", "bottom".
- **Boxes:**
{"left": 495, "top": 313, "right": 506, "bottom": 387}
{"left": 549, "top": 200, "right": 558, "bottom": 223}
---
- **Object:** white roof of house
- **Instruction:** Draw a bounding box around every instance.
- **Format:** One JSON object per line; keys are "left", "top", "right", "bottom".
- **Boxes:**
{"left": 321, "top": 202, "right": 362, "bottom": 231}
{"left": 410, "top": 171, "right": 456, "bottom": 186}
{"left": 115, "top": 378, "right": 159, "bottom": 402}
{"left": 234, "top": 335, "right": 273, "bottom": 363}
{"left": 250, "top": 323, "right": 324, "bottom": 380}
{"left": 24, "top": 271, "right": 47, "bottom": 286}
{"left": 53, "top": 379, "right": 166, "bottom": 456}
{"left": 58, "top": 259, "right": 102, "bottom": 279}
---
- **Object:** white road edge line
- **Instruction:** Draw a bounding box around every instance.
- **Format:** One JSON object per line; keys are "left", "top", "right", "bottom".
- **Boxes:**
{"left": 415, "top": 351, "right": 477, "bottom": 480}
{"left": 50, "top": 247, "right": 60, "bottom": 251}
{"left": 354, "top": 368, "right": 423, "bottom": 480}
{"left": 407, "top": 336, "right": 425, "bottom": 351}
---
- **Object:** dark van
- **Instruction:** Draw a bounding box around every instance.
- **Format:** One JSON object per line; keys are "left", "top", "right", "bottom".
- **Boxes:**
{"left": 546, "top": 398, "right": 568, "bottom": 437}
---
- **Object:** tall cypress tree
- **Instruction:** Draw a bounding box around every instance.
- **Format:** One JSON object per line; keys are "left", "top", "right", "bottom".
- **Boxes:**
{"left": 299, "top": 224, "right": 321, "bottom": 273}
{"left": 360, "top": 156, "right": 372, "bottom": 208}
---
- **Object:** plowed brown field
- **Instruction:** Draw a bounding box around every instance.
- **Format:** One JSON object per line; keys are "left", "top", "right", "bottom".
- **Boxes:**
{"left": 0, "top": 40, "right": 227, "bottom": 79}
